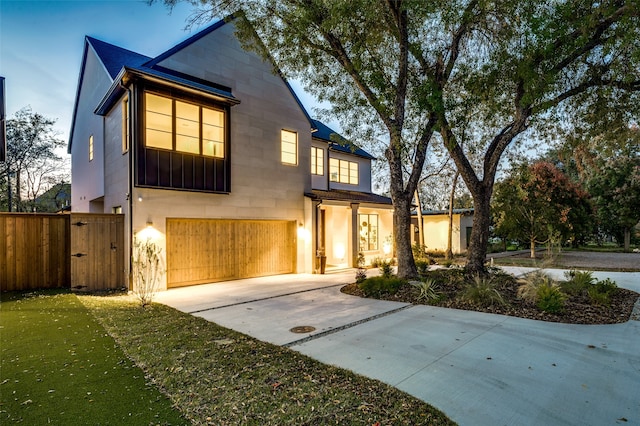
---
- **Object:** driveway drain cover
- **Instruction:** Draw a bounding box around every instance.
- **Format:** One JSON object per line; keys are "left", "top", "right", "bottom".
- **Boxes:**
{"left": 290, "top": 326, "right": 316, "bottom": 333}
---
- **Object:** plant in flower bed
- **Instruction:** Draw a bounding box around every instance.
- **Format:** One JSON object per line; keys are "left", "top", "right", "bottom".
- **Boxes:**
{"left": 343, "top": 268, "right": 639, "bottom": 324}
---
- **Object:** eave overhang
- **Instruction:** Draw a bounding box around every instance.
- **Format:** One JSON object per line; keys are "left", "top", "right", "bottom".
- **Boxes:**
{"left": 94, "top": 66, "right": 240, "bottom": 116}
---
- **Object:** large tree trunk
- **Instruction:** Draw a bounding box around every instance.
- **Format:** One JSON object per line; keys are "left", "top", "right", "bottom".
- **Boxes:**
{"left": 466, "top": 185, "right": 492, "bottom": 274}
{"left": 446, "top": 171, "right": 459, "bottom": 260}
{"left": 393, "top": 193, "right": 418, "bottom": 279}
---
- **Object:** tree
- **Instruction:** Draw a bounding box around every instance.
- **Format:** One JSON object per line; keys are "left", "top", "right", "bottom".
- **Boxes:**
{"left": 1, "top": 107, "right": 67, "bottom": 212}
{"left": 492, "top": 161, "right": 593, "bottom": 258}
{"left": 589, "top": 157, "right": 640, "bottom": 251}
{"left": 161, "top": 0, "right": 640, "bottom": 276}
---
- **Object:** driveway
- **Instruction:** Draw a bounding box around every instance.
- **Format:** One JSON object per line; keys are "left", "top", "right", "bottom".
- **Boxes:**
{"left": 155, "top": 269, "right": 640, "bottom": 426}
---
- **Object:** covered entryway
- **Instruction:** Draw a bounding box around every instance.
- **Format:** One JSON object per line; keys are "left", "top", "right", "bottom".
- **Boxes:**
{"left": 166, "top": 218, "right": 296, "bottom": 288}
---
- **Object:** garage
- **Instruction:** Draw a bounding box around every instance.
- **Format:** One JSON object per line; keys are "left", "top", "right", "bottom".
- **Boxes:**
{"left": 166, "top": 218, "right": 297, "bottom": 288}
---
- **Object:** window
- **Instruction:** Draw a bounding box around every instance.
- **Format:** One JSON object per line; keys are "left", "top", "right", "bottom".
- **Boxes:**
{"left": 281, "top": 129, "right": 297, "bottom": 165}
{"left": 122, "top": 98, "right": 129, "bottom": 153}
{"left": 359, "top": 214, "right": 378, "bottom": 251}
{"left": 112, "top": 206, "right": 122, "bottom": 214}
{"left": 144, "top": 92, "right": 224, "bottom": 158}
{"left": 311, "top": 147, "right": 324, "bottom": 175}
{"left": 329, "top": 158, "right": 358, "bottom": 184}
{"left": 89, "top": 134, "right": 94, "bottom": 161}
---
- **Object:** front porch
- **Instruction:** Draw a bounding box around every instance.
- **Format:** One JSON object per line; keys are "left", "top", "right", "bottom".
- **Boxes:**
{"left": 306, "top": 189, "right": 394, "bottom": 271}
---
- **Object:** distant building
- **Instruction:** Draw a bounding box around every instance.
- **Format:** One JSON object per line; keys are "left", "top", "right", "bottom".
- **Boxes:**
{"left": 411, "top": 208, "right": 474, "bottom": 254}
{"left": 35, "top": 183, "right": 71, "bottom": 212}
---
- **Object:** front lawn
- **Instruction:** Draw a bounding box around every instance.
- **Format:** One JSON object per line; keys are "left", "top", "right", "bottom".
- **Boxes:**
{"left": 81, "top": 294, "right": 453, "bottom": 425}
{"left": 1, "top": 290, "right": 454, "bottom": 425}
{"left": 0, "top": 290, "right": 187, "bottom": 425}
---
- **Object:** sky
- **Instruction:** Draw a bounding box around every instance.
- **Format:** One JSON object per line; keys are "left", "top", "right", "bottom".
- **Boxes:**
{"left": 0, "top": 0, "right": 321, "bottom": 151}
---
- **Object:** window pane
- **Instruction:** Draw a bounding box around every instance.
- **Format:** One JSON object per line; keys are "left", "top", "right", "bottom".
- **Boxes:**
{"left": 281, "top": 130, "right": 297, "bottom": 165}
{"left": 176, "top": 135, "right": 200, "bottom": 154}
{"left": 203, "top": 124, "right": 224, "bottom": 143}
{"left": 311, "top": 147, "right": 323, "bottom": 175}
{"left": 203, "top": 108, "right": 224, "bottom": 127}
{"left": 330, "top": 158, "right": 339, "bottom": 181}
{"left": 339, "top": 161, "right": 349, "bottom": 183}
{"left": 350, "top": 162, "right": 359, "bottom": 184}
{"left": 145, "top": 93, "right": 172, "bottom": 150}
{"left": 203, "top": 140, "right": 224, "bottom": 158}
{"left": 146, "top": 93, "right": 171, "bottom": 115}
{"left": 146, "top": 128, "right": 172, "bottom": 150}
{"left": 176, "top": 101, "right": 200, "bottom": 143}
{"left": 311, "top": 148, "right": 317, "bottom": 173}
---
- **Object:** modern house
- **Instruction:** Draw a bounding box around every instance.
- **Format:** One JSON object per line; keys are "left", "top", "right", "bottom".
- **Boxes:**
{"left": 68, "top": 16, "right": 393, "bottom": 290}
{"left": 411, "top": 208, "right": 474, "bottom": 255}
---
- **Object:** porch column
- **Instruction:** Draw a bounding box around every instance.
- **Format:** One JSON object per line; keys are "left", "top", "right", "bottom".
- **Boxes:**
{"left": 349, "top": 203, "right": 359, "bottom": 267}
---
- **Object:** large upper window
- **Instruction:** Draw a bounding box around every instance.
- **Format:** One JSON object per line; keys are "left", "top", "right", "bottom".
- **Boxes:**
{"left": 311, "top": 147, "right": 324, "bottom": 175}
{"left": 89, "top": 134, "right": 94, "bottom": 161}
{"left": 145, "top": 92, "right": 224, "bottom": 158}
{"left": 281, "top": 130, "right": 298, "bottom": 165}
{"left": 330, "top": 158, "right": 358, "bottom": 184}
{"left": 359, "top": 214, "right": 378, "bottom": 251}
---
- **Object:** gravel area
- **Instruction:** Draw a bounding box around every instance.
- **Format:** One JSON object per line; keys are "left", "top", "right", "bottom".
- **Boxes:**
{"left": 507, "top": 250, "right": 640, "bottom": 271}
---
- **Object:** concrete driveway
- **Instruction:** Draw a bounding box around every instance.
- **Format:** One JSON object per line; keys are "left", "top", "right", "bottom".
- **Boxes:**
{"left": 155, "top": 270, "right": 640, "bottom": 426}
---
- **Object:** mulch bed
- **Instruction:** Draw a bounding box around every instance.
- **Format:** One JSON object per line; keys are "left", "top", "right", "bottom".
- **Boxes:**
{"left": 341, "top": 268, "right": 639, "bottom": 325}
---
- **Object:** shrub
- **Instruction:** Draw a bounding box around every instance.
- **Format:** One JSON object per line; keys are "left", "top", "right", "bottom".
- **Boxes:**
{"left": 379, "top": 261, "right": 394, "bottom": 278}
{"left": 588, "top": 278, "right": 618, "bottom": 306}
{"left": 412, "top": 243, "right": 429, "bottom": 260}
{"left": 561, "top": 270, "right": 595, "bottom": 296}
{"left": 132, "top": 236, "right": 165, "bottom": 307}
{"left": 595, "top": 278, "right": 618, "bottom": 294}
{"left": 426, "top": 249, "right": 446, "bottom": 258}
{"left": 355, "top": 252, "right": 367, "bottom": 283}
{"left": 517, "top": 270, "right": 557, "bottom": 303}
{"left": 370, "top": 257, "right": 385, "bottom": 268}
{"left": 461, "top": 275, "right": 505, "bottom": 307}
{"left": 536, "top": 284, "right": 566, "bottom": 313}
{"left": 410, "top": 278, "right": 440, "bottom": 302}
{"left": 439, "top": 259, "right": 453, "bottom": 268}
{"left": 587, "top": 287, "right": 610, "bottom": 306}
{"left": 415, "top": 259, "right": 431, "bottom": 277}
{"left": 359, "top": 276, "right": 405, "bottom": 298}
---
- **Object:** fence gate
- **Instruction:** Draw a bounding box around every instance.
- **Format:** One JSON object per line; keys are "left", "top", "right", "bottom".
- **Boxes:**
{"left": 70, "top": 213, "right": 125, "bottom": 291}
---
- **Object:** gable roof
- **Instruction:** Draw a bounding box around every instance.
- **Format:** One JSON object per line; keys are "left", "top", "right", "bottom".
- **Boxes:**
{"left": 86, "top": 36, "right": 151, "bottom": 79}
{"left": 311, "top": 119, "right": 375, "bottom": 160}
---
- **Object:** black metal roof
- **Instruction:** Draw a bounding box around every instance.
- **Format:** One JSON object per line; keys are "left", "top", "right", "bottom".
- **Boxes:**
{"left": 306, "top": 189, "right": 392, "bottom": 205}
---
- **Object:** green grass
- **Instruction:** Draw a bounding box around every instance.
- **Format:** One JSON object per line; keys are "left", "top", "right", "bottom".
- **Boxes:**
{"left": 2, "top": 290, "right": 454, "bottom": 425}
{"left": 0, "top": 290, "right": 187, "bottom": 425}
{"left": 81, "top": 294, "right": 453, "bottom": 425}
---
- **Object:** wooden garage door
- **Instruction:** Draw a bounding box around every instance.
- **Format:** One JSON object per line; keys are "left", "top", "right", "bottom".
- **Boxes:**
{"left": 166, "top": 219, "right": 296, "bottom": 287}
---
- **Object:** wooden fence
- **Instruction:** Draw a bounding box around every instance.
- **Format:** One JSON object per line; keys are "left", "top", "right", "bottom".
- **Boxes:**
{"left": 0, "top": 213, "right": 125, "bottom": 292}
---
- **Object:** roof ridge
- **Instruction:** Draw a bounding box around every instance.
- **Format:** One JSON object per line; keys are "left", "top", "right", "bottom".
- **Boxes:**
{"left": 85, "top": 36, "right": 151, "bottom": 60}
{"left": 143, "top": 16, "right": 232, "bottom": 68}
